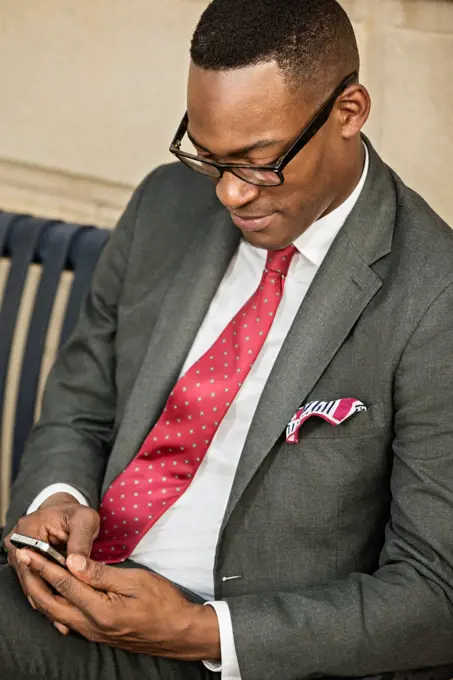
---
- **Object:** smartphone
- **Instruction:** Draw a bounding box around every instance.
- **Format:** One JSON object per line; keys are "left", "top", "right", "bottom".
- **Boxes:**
{"left": 10, "top": 533, "right": 67, "bottom": 569}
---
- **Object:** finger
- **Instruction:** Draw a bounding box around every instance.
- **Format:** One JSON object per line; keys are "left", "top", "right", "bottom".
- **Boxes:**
{"left": 67, "top": 508, "right": 100, "bottom": 558}
{"left": 19, "top": 549, "right": 106, "bottom": 616}
{"left": 18, "top": 553, "right": 58, "bottom": 611}
{"left": 66, "top": 554, "right": 131, "bottom": 594}
{"left": 9, "top": 548, "right": 30, "bottom": 597}
{"left": 3, "top": 532, "right": 13, "bottom": 552}
{"left": 54, "top": 622, "right": 70, "bottom": 635}
{"left": 17, "top": 551, "right": 88, "bottom": 629}
{"left": 7, "top": 544, "right": 18, "bottom": 570}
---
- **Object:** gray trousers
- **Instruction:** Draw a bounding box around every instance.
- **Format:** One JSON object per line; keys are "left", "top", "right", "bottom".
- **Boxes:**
{"left": 2, "top": 562, "right": 453, "bottom": 680}
{"left": 0, "top": 563, "right": 213, "bottom": 680}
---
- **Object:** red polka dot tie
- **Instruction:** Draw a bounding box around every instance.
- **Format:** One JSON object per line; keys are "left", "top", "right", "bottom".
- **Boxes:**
{"left": 92, "top": 245, "right": 297, "bottom": 562}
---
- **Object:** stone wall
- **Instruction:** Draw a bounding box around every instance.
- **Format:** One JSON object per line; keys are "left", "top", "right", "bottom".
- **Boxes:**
{"left": 0, "top": 0, "right": 452, "bottom": 225}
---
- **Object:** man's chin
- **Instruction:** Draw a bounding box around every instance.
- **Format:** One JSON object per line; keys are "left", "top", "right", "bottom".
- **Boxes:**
{"left": 241, "top": 223, "right": 294, "bottom": 251}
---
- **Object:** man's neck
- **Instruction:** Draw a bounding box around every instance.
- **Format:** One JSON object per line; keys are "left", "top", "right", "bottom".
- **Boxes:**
{"left": 321, "top": 138, "right": 366, "bottom": 220}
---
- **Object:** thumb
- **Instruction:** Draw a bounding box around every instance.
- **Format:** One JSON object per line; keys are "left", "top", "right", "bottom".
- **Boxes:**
{"left": 66, "top": 507, "right": 100, "bottom": 558}
{"left": 66, "top": 554, "right": 123, "bottom": 592}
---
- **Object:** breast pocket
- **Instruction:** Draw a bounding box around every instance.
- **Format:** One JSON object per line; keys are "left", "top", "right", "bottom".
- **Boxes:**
{"left": 297, "top": 402, "right": 387, "bottom": 440}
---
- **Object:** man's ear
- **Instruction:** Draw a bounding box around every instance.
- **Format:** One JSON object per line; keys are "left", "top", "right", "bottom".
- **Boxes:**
{"left": 337, "top": 84, "right": 371, "bottom": 139}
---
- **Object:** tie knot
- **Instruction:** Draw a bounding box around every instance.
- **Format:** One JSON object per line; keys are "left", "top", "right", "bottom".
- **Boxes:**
{"left": 265, "top": 245, "right": 297, "bottom": 277}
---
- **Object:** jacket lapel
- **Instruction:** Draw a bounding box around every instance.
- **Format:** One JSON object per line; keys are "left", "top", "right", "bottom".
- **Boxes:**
{"left": 220, "top": 139, "right": 397, "bottom": 531}
{"left": 103, "top": 207, "right": 239, "bottom": 492}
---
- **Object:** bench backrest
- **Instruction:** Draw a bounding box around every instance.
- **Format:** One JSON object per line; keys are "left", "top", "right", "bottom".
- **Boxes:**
{"left": 0, "top": 211, "right": 110, "bottom": 520}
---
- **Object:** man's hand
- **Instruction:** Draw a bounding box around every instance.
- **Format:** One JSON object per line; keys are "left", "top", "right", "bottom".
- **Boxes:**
{"left": 16, "top": 549, "right": 221, "bottom": 661}
{"left": 4, "top": 493, "right": 100, "bottom": 621}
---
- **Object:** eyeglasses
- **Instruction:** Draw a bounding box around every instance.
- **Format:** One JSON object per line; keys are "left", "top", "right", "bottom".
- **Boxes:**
{"left": 169, "top": 72, "right": 358, "bottom": 187}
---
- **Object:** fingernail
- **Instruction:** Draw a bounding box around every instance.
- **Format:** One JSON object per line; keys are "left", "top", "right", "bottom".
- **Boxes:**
{"left": 67, "top": 554, "right": 86, "bottom": 571}
{"left": 17, "top": 550, "right": 30, "bottom": 566}
{"left": 27, "top": 596, "right": 36, "bottom": 610}
{"left": 53, "top": 622, "right": 70, "bottom": 636}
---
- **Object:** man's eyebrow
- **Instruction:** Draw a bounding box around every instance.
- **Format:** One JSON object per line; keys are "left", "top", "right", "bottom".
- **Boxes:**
{"left": 187, "top": 128, "right": 283, "bottom": 159}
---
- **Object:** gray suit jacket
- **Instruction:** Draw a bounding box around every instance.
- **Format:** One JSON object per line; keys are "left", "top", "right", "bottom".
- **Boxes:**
{"left": 5, "top": 139, "right": 453, "bottom": 680}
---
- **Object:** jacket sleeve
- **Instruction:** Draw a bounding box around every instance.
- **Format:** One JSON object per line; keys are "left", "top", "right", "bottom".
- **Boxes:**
{"left": 3, "top": 172, "right": 153, "bottom": 536}
{"left": 225, "top": 282, "right": 453, "bottom": 680}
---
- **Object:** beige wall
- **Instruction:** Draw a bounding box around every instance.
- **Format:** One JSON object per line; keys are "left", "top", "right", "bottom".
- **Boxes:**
{"left": 0, "top": 0, "right": 452, "bottom": 226}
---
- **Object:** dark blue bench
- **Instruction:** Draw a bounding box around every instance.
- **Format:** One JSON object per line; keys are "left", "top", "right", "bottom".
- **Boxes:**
{"left": 0, "top": 211, "right": 110, "bottom": 538}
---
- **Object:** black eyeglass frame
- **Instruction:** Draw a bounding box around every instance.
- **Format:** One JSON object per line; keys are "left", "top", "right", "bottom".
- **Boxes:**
{"left": 169, "top": 71, "right": 358, "bottom": 187}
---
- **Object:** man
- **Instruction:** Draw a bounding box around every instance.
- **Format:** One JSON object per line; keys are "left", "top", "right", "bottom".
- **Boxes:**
{"left": 2, "top": 0, "right": 453, "bottom": 678}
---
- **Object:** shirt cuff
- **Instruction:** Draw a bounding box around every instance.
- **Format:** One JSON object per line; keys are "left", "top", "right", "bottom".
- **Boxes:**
{"left": 27, "top": 484, "right": 89, "bottom": 514}
{"left": 202, "top": 601, "right": 241, "bottom": 680}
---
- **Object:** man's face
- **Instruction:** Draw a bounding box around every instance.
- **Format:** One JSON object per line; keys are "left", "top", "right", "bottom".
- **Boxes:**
{"left": 186, "top": 61, "right": 355, "bottom": 250}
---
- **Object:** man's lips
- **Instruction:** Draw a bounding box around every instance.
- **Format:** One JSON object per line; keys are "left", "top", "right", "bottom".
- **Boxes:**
{"left": 230, "top": 213, "right": 276, "bottom": 232}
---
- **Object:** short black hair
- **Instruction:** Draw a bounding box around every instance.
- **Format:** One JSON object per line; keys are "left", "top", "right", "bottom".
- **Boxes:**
{"left": 191, "top": 0, "right": 359, "bottom": 94}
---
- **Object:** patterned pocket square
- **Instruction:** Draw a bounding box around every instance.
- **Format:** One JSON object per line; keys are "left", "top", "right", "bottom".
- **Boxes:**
{"left": 286, "top": 398, "right": 367, "bottom": 444}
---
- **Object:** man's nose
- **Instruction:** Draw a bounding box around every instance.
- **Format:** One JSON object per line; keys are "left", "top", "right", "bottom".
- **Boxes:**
{"left": 215, "top": 171, "right": 260, "bottom": 210}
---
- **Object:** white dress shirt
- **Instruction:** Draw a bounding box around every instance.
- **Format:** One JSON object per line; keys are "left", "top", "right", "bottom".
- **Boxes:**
{"left": 29, "top": 146, "right": 369, "bottom": 679}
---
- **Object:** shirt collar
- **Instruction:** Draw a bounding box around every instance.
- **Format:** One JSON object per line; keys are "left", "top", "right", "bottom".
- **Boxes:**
{"left": 293, "top": 143, "right": 369, "bottom": 267}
